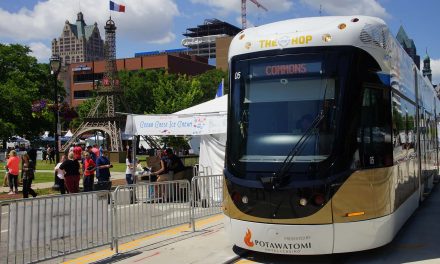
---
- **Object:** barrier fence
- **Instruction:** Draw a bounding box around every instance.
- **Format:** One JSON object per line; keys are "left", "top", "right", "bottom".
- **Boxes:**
{"left": 0, "top": 191, "right": 112, "bottom": 264}
{"left": 112, "top": 181, "right": 191, "bottom": 253}
{"left": 190, "top": 175, "right": 223, "bottom": 231}
{"left": 0, "top": 175, "right": 223, "bottom": 263}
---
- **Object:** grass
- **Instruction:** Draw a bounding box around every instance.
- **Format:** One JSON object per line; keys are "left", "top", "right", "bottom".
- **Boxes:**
{"left": 33, "top": 172, "right": 56, "bottom": 183}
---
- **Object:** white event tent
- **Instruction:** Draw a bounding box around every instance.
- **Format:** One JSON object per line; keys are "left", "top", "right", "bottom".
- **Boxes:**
{"left": 125, "top": 95, "right": 227, "bottom": 175}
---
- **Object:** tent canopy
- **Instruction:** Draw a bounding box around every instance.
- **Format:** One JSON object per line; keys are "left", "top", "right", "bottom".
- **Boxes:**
{"left": 124, "top": 95, "right": 228, "bottom": 175}
{"left": 125, "top": 95, "right": 227, "bottom": 136}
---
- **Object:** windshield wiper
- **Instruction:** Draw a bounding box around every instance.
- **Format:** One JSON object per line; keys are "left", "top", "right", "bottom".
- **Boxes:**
{"left": 273, "top": 110, "right": 325, "bottom": 185}
{"left": 270, "top": 77, "right": 330, "bottom": 189}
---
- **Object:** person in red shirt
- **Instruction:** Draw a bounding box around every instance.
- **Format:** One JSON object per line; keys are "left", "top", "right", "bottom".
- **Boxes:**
{"left": 6, "top": 150, "right": 20, "bottom": 194}
{"left": 73, "top": 143, "right": 83, "bottom": 161}
{"left": 92, "top": 144, "right": 100, "bottom": 158}
{"left": 83, "top": 152, "right": 96, "bottom": 192}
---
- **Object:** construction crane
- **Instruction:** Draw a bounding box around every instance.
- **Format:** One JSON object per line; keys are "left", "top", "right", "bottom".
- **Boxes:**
{"left": 241, "top": 0, "right": 268, "bottom": 29}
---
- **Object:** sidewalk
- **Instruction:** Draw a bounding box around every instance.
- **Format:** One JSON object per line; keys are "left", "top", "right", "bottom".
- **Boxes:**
{"left": 0, "top": 170, "right": 126, "bottom": 195}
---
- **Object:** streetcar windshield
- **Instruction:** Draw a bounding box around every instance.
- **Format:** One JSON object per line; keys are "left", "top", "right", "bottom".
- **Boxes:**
{"left": 228, "top": 53, "right": 338, "bottom": 173}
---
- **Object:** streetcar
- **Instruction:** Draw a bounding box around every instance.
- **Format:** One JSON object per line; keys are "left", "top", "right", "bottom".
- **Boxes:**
{"left": 223, "top": 16, "right": 439, "bottom": 255}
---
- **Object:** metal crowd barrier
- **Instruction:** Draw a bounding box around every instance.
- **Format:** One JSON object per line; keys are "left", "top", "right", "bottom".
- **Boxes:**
{"left": 0, "top": 175, "right": 224, "bottom": 262}
{"left": 0, "top": 191, "right": 112, "bottom": 264}
{"left": 112, "top": 181, "right": 191, "bottom": 253}
{"left": 190, "top": 175, "right": 223, "bottom": 231}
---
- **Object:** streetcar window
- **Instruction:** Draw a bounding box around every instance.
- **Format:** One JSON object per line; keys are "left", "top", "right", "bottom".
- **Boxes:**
{"left": 392, "top": 94, "right": 416, "bottom": 165}
{"left": 356, "top": 86, "right": 393, "bottom": 168}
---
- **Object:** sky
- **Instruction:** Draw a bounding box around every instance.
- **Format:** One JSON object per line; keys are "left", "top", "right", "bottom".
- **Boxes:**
{"left": 0, "top": 0, "right": 438, "bottom": 83}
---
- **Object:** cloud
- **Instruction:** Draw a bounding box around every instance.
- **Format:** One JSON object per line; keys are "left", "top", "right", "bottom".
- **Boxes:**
{"left": 29, "top": 42, "right": 51, "bottom": 62}
{"left": 0, "top": 0, "right": 179, "bottom": 44}
{"left": 190, "top": 0, "right": 293, "bottom": 14}
{"left": 300, "top": 0, "right": 390, "bottom": 19}
{"left": 431, "top": 58, "right": 440, "bottom": 84}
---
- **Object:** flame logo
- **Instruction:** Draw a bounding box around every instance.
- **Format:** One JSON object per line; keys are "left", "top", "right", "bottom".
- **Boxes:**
{"left": 244, "top": 228, "right": 254, "bottom": 247}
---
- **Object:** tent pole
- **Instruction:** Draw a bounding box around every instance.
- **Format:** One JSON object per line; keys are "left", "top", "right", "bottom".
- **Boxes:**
{"left": 132, "top": 133, "right": 137, "bottom": 184}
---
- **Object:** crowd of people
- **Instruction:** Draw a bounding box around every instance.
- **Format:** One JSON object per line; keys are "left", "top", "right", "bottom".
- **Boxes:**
{"left": 2, "top": 143, "right": 186, "bottom": 199}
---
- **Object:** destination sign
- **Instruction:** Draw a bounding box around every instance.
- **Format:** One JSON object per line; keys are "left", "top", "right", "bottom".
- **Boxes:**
{"left": 252, "top": 61, "right": 321, "bottom": 76}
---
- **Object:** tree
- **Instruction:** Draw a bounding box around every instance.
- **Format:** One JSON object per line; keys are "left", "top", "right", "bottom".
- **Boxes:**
{"left": 0, "top": 44, "right": 59, "bottom": 145}
{"left": 152, "top": 73, "right": 203, "bottom": 114}
{"left": 196, "top": 68, "right": 228, "bottom": 101}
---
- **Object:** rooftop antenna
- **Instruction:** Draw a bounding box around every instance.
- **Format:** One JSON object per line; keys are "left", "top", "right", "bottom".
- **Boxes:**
{"left": 78, "top": 0, "right": 81, "bottom": 12}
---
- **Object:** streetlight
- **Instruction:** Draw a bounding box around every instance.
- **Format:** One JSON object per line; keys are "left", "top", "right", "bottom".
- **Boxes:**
{"left": 50, "top": 55, "right": 61, "bottom": 190}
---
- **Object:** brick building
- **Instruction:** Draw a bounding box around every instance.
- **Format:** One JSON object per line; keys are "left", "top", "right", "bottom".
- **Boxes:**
{"left": 68, "top": 53, "right": 214, "bottom": 107}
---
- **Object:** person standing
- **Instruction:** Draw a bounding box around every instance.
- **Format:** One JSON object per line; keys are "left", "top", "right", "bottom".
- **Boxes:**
{"left": 6, "top": 150, "right": 20, "bottom": 194}
{"left": 46, "top": 145, "right": 52, "bottom": 164}
{"left": 86, "top": 146, "right": 97, "bottom": 162}
{"left": 99, "top": 144, "right": 104, "bottom": 157}
{"left": 165, "top": 148, "right": 185, "bottom": 180}
{"left": 73, "top": 143, "right": 82, "bottom": 161}
{"left": 3, "top": 153, "right": 9, "bottom": 187}
{"left": 83, "top": 152, "right": 96, "bottom": 192}
{"left": 125, "top": 150, "right": 134, "bottom": 184}
{"left": 49, "top": 145, "right": 55, "bottom": 164}
{"left": 59, "top": 152, "right": 81, "bottom": 193}
{"left": 150, "top": 151, "right": 170, "bottom": 201}
{"left": 96, "top": 152, "right": 112, "bottom": 190}
{"left": 54, "top": 155, "right": 67, "bottom": 194}
{"left": 92, "top": 144, "right": 100, "bottom": 158}
{"left": 22, "top": 152, "right": 37, "bottom": 198}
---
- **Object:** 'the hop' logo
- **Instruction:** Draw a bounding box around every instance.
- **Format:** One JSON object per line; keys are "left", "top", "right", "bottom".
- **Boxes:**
{"left": 244, "top": 228, "right": 254, "bottom": 247}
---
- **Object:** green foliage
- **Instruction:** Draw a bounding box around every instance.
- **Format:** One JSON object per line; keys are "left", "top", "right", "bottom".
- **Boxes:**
{"left": 118, "top": 68, "right": 227, "bottom": 115}
{"left": 152, "top": 73, "right": 203, "bottom": 114}
{"left": 0, "top": 44, "right": 58, "bottom": 142}
{"left": 196, "top": 68, "right": 228, "bottom": 101}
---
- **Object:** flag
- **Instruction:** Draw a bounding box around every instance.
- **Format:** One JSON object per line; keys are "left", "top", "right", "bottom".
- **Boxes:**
{"left": 215, "top": 79, "right": 224, "bottom": 98}
{"left": 110, "top": 1, "right": 125, "bottom": 12}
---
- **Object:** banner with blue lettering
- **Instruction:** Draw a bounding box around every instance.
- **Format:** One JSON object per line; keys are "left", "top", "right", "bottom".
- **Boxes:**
{"left": 125, "top": 113, "right": 227, "bottom": 136}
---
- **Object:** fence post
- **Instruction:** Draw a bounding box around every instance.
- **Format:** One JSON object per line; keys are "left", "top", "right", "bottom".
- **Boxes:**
{"left": 112, "top": 187, "right": 119, "bottom": 254}
{"left": 190, "top": 178, "right": 196, "bottom": 232}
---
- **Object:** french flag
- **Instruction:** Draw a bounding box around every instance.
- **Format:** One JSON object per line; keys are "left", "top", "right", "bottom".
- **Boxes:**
{"left": 110, "top": 1, "right": 125, "bottom": 12}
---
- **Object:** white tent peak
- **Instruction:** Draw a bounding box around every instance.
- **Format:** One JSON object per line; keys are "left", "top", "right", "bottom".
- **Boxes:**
{"left": 174, "top": 94, "right": 227, "bottom": 115}
{"left": 64, "top": 130, "right": 73, "bottom": 137}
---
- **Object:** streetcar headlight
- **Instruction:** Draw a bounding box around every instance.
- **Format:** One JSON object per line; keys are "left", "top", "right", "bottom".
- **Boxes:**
{"left": 299, "top": 198, "right": 308, "bottom": 206}
{"left": 242, "top": 195, "right": 249, "bottom": 204}
{"left": 322, "top": 34, "right": 332, "bottom": 42}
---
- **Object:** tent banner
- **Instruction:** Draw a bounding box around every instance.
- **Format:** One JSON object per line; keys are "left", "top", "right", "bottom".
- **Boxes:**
{"left": 126, "top": 114, "right": 227, "bottom": 136}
